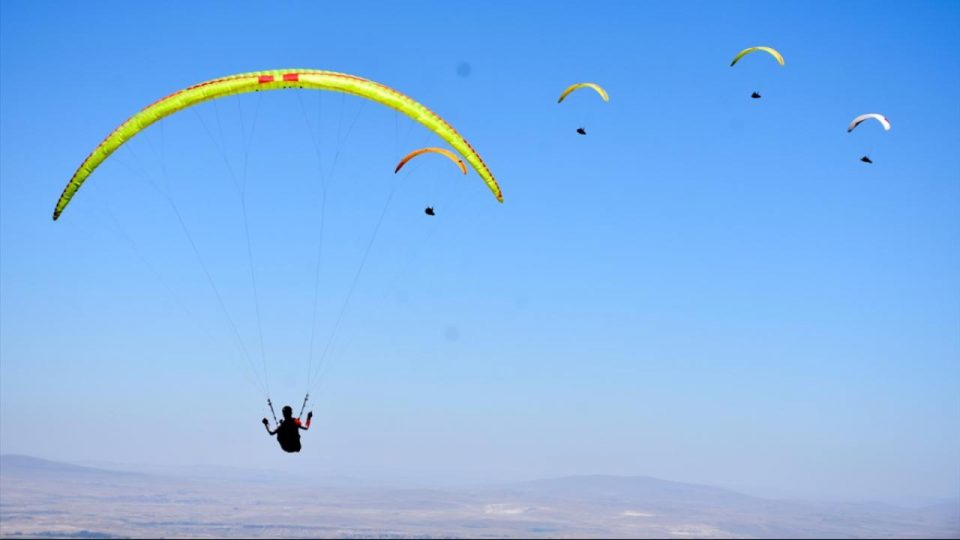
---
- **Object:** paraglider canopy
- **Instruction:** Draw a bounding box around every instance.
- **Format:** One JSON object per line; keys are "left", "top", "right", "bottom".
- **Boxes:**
{"left": 730, "top": 46, "right": 785, "bottom": 67}
{"left": 557, "top": 83, "right": 609, "bottom": 104}
{"left": 52, "top": 68, "right": 504, "bottom": 221}
{"left": 848, "top": 113, "right": 891, "bottom": 133}
{"left": 395, "top": 147, "right": 467, "bottom": 175}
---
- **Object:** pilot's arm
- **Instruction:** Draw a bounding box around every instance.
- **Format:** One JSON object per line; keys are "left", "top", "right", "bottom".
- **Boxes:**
{"left": 297, "top": 412, "right": 313, "bottom": 431}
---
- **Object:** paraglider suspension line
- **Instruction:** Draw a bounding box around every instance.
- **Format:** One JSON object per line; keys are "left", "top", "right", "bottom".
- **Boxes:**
{"left": 298, "top": 393, "right": 310, "bottom": 419}
{"left": 267, "top": 398, "right": 278, "bottom": 426}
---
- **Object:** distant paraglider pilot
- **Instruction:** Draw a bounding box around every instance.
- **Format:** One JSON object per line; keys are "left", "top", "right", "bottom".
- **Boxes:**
{"left": 425, "top": 206, "right": 436, "bottom": 216}
{"left": 751, "top": 92, "right": 762, "bottom": 99}
{"left": 576, "top": 127, "right": 587, "bottom": 135}
{"left": 263, "top": 406, "right": 312, "bottom": 453}
{"left": 860, "top": 156, "right": 873, "bottom": 164}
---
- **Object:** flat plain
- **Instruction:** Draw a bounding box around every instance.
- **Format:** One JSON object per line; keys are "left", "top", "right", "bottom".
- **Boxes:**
{"left": 1, "top": 456, "right": 957, "bottom": 539}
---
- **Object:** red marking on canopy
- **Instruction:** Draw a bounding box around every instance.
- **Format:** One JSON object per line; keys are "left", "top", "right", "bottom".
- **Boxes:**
{"left": 258, "top": 75, "right": 275, "bottom": 84}
{"left": 283, "top": 73, "right": 299, "bottom": 82}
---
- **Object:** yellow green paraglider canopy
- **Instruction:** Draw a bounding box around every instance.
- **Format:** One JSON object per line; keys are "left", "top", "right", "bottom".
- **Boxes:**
{"left": 557, "top": 82, "right": 609, "bottom": 104}
{"left": 53, "top": 69, "right": 503, "bottom": 220}
{"left": 730, "top": 47, "right": 785, "bottom": 67}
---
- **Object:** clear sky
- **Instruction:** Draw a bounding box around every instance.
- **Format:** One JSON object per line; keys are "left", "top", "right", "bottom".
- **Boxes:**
{"left": 1, "top": 1, "right": 958, "bottom": 502}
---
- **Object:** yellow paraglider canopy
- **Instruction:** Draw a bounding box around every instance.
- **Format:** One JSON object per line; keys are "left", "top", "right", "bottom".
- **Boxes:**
{"left": 730, "top": 46, "right": 785, "bottom": 67}
{"left": 53, "top": 69, "right": 503, "bottom": 220}
{"left": 557, "top": 83, "right": 609, "bottom": 104}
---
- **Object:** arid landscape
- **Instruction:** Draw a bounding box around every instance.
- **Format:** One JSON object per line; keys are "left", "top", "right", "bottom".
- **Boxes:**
{"left": 1, "top": 455, "right": 956, "bottom": 539}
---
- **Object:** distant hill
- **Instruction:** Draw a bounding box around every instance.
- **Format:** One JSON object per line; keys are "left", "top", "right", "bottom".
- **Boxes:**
{"left": 2, "top": 455, "right": 957, "bottom": 538}
{"left": 0, "top": 454, "right": 363, "bottom": 487}
{"left": 0, "top": 454, "right": 140, "bottom": 478}
{"left": 503, "top": 474, "right": 761, "bottom": 506}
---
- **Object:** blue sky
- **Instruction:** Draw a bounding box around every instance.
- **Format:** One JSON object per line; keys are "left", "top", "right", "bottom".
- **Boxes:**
{"left": 1, "top": 1, "right": 958, "bottom": 501}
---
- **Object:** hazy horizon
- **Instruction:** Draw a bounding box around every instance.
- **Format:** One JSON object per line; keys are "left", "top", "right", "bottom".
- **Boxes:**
{"left": 2, "top": 453, "right": 957, "bottom": 508}
{"left": 2, "top": 454, "right": 957, "bottom": 538}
